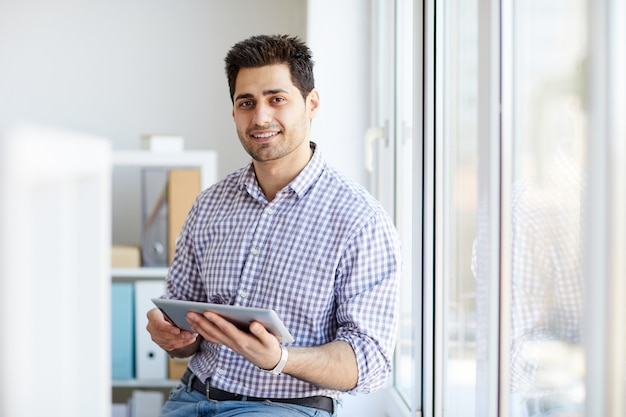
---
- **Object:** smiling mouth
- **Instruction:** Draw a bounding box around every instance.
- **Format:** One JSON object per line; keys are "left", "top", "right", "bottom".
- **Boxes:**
{"left": 251, "top": 131, "right": 280, "bottom": 139}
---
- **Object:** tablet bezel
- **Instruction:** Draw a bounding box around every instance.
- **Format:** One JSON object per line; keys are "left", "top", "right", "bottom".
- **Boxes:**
{"left": 151, "top": 298, "right": 295, "bottom": 343}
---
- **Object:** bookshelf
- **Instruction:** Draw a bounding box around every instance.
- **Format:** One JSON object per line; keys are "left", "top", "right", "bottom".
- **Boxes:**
{"left": 111, "top": 150, "right": 218, "bottom": 405}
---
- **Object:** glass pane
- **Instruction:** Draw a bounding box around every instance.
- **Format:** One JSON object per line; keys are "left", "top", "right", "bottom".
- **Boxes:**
{"left": 440, "top": 0, "right": 480, "bottom": 415}
{"left": 394, "top": 0, "right": 416, "bottom": 409}
{"left": 509, "top": 1, "right": 587, "bottom": 415}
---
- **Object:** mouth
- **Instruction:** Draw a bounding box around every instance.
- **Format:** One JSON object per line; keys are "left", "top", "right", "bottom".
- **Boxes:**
{"left": 249, "top": 130, "right": 280, "bottom": 141}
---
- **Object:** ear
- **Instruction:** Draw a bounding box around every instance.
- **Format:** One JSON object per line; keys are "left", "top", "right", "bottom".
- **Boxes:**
{"left": 306, "top": 88, "right": 321, "bottom": 119}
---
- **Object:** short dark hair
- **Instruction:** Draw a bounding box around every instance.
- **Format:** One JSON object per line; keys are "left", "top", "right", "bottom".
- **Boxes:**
{"left": 224, "top": 34, "right": 315, "bottom": 102}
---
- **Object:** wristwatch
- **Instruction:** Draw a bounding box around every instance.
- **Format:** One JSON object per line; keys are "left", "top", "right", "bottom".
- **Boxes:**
{"left": 269, "top": 345, "right": 289, "bottom": 375}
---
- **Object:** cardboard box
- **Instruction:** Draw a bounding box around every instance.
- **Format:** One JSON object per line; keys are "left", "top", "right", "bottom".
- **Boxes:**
{"left": 167, "top": 169, "right": 201, "bottom": 263}
{"left": 112, "top": 245, "right": 141, "bottom": 268}
{"left": 168, "top": 357, "right": 190, "bottom": 380}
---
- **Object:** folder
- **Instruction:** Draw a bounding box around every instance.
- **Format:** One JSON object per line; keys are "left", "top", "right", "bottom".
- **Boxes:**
{"left": 111, "top": 282, "right": 134, "bottom": 380}
{"left": 167, "top": 169, "right": 201, "bottom": 263}
{"left": 134, "top": 280, "right": 167, "bottom": 380}
{"left": 141, "top": 168, "right": 169, "bottom": 267}
{"left": 111, "top": 403, "right": 129, "bottom": 417}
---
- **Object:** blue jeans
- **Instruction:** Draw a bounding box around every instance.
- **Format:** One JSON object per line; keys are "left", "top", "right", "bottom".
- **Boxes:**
{"left": 159, "top": 382, "right": 334, "bottom": 417}
{"left": 525, "top": 396, "right": 582, "bottom": 417}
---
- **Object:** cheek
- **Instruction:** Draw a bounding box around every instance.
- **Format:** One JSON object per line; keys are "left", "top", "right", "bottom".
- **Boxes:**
{"left": 233, "top": 114, "right": 248, "bottom": 130}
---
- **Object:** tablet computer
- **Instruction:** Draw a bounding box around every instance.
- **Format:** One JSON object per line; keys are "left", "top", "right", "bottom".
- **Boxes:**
{"left": 151, "top": 298, "right": 294, "bottom": 343}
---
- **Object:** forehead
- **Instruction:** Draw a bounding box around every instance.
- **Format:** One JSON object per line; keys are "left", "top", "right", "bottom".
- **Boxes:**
{"left": 234, "top": 64, "right": 296, "bottom": 96}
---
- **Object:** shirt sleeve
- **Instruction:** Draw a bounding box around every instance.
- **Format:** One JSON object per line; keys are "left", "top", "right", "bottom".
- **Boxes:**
{"left": 333, "top": 211, "right": 402, "bottom": 394}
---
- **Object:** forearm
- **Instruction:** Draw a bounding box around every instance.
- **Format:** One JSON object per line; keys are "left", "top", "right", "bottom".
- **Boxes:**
{"left": 282, "top": 340, "right": 358, "bottom": 391}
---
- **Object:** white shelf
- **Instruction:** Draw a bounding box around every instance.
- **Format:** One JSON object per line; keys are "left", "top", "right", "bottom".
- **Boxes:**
{"left": 112, "top": 150, "right": 218, "bottom": 189}
{"left": 112, "top": 267, "right": 168, "bottom": 279}
{"left": 112, "top": 379, "right": 179, "bottom": 388}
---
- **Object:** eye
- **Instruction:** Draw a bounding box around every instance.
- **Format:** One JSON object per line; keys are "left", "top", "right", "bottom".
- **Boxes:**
{"left": 239, "top": 100, "right": 254, "bottom": 108}
{"left": 271, "top": 96, "right": 285, "bottom": 104}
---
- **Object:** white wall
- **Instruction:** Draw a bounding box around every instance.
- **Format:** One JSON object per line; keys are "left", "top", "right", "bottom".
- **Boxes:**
{"left": 307, "top": 0, "right": 372, "bottom": 188}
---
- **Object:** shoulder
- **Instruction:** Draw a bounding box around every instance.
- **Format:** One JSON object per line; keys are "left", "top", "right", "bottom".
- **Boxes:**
{"left": 313, "top": 165, "right": 394, "bottom": 235}
{"left": 195, "top": 166, "right": 247, "bottom": 201}
{"left": 182, "top": 166, "right": 248, "bottom": 223}
{"left": 322, "top": 165, "right": 385, "bottom": 212}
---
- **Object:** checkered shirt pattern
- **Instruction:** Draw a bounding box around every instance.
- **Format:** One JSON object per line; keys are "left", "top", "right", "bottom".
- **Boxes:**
{"left": 509, "top": 150, "right": 585, "bottom": 397}
{"left": 165, "top": 143, "right": 401, "bottom": 401}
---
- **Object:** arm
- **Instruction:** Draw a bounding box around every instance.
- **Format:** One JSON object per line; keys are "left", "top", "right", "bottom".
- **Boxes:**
{"left": 284, "top": 340, "right": 358, "bottom": 391}
{"left": 186, "top": 310, "right": 358, "bottom": 391}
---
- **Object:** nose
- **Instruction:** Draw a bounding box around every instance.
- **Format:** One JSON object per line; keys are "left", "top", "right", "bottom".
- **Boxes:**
{"left": 252, "top": 103, "right": 273, "bottom": 126}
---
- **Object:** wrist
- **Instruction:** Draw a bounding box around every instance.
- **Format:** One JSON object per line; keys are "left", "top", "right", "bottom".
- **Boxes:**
{"left": 265, "top": 345, "right": 289, "bottom": 375}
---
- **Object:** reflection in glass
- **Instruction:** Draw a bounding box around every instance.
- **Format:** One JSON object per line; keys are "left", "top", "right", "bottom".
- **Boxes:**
{"left": 509, "top": 0, "right": 587, "bottom": 415}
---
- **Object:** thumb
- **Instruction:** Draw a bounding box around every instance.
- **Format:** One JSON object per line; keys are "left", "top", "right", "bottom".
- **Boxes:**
{"left": 249, "top": 321, "right": 276, "bottom": 344}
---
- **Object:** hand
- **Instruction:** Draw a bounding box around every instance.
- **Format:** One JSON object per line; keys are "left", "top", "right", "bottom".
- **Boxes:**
{"left": 146, "top": 307, "right": 199, "bottom": 355}
{"left": 186, "top": 310, "right": 283, "bottom": 371}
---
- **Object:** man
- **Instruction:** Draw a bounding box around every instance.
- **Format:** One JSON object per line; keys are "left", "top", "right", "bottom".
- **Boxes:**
{"left": 146, "top": 34, "right": 401, "bottom": 417}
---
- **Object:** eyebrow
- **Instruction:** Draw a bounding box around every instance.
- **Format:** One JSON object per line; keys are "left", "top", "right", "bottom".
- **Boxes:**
{"left": 234, "top": 88, "right": 289, "bottom": 101}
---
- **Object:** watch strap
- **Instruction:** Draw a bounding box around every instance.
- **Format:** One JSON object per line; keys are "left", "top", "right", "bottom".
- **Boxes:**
{"left": 269, "top": 345, "right": 288, "bottom": 375}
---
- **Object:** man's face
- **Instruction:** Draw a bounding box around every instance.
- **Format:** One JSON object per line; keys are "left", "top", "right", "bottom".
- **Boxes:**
{"left": 232, "top": 64, "right": 319, "bottom": 163}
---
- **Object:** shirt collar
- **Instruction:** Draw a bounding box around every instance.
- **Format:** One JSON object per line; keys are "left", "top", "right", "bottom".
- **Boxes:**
{"left": 236, "top": 141, "right": 325, "bottom": 200}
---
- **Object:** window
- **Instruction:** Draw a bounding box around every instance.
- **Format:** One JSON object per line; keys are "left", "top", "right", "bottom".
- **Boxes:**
{"left": 505, "top": 1, "right": 588, "bottom": 415}
{"left": 438, "top": 0, "right": 480, "bottom": 415}
{"left": 374, "top": 0, "right": 625, "bottom": 416}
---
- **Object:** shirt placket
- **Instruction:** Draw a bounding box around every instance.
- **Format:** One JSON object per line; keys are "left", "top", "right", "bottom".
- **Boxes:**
{"left": 236, "top": 198, "right": 282, "bottom": 306}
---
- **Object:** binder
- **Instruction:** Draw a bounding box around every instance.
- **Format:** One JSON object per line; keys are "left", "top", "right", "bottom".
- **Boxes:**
{"left": 111, "top": 403, "right": 129, "bottom": 417}
{"left": 141, "top": 168, "right": 169, "bottom": 266}
{"left": 111, "top": 282, "right": 134, "bottom": 380}
{"left": 167, "top": 169, "right": 201, "bottom": 263}
{"left": 134, "top": 280, "right": 167, "bottom": 380}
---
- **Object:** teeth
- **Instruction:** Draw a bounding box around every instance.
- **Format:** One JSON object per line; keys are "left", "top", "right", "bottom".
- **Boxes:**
{"left": 253, "top": 132, "right": 276, "bottom": 139}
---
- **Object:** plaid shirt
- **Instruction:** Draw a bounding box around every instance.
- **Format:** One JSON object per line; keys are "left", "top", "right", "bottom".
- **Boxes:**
{"left": 472, "top": 149, "right": 585, "bottom": 404}
{"left": 509, "top": 150, "right": 585, "bottom": 397}
{"left": 165, "top": 143, "right": 401, "bottom": 400}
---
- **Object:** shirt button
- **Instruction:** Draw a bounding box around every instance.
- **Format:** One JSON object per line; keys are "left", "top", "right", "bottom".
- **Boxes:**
{"left": 239, "top": 290, "right": 249, "bottom": 298}
{"left": 266, "top": 208, "right": 275, "bottom": 215}
{"left": 217, "top": 368, "right": 226, "bottom": 376}
{"left": 251, "top": 248, "right": 259, "bottom": 255}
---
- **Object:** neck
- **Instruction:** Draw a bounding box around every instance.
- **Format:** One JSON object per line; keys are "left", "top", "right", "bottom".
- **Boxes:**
{"left": 254, "top": 143, "right": 313, "bottom": 201}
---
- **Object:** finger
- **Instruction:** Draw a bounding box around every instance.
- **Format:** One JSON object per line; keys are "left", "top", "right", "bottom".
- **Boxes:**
{"left": 246, "top": 322, "right": 283, "bottom": 370}
{"left": 147, "top": 309, "right": 197, "bottom": 350}
{"left": 148, "top": 307, "right": 181, "bottom": 335}
{"left": 186, "top": 311, "right": 233, "bottom": 344}
{"left": 164, "top": 333, "right": 198, "bottom": 351}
